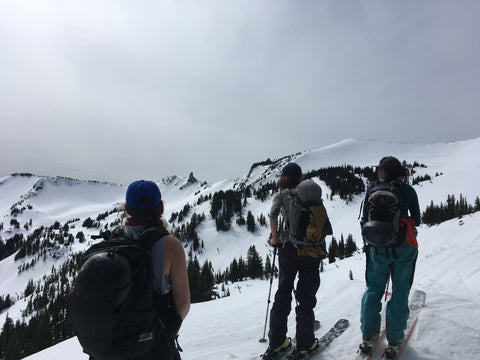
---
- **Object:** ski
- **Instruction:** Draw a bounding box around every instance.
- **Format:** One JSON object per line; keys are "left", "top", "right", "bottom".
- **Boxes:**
{"left": 353, "top": 329, "right": 386, "bottom": 360}
{"left": 259, "top": 319, "right": 348, "bottom": 360}
{"left": 380, "top": 289, "right": 426, "bottom": 359}
{"left": 286, "top": 319, "right": 349, "bottom": 360}
{"left": 313, "top": 318, "right": 349, "bottom": 354}
{"left": 354, "top": 290, "right": 426, "bottom": 360}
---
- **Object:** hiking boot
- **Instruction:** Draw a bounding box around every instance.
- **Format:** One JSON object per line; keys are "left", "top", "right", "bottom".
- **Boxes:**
{"left": 286, "top": 339, "right": 319, "bottom": 360}
{"left": 357, "top": 334, "right": 379, "bottom": 356}
{"left": 261, "top": 338, "right": 291, "bottom": 359}
{"left": 382, "top": 339, "right": 403, "bottom": 360}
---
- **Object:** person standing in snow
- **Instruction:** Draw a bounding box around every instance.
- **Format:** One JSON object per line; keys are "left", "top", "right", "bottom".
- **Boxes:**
{"left": 262, "top": 163, "right": 323, "bottom": 360}
{"left": 115, "top": 180, "right": 190, "bottom": 360}
{"left": 358, "top": 157, "right": 420, "bottom": 359}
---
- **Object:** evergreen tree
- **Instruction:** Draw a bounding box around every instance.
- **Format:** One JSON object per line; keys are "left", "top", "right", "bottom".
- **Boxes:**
{"left": 24, "top": 279, "right": 35, "bottom": 298}
{"left": 345, "top": 234, "right": 357, "bottom": 258}
{"left": 264, "top": 255, "right": 272, "bottom": 279}
{"left": 328, "top": 238, "right": 338, "bottom": 264}
{"left": 338, "top": 234, "right": 345, "bottom": 259}
{"left": 200, "top": 260, "right": 215, "bottom": 301}
{"left": 187, "top": 252, "right": 202, "bottom": 302}
{"left": 0, "top": 315, "right": 14, "bottom": 358}
{"left": 247, "top": 245, "right": 263, "bottom": 279}
{"left": 238, "top": 256, "right": 247, "bottom": 280}
{"left": 258, "top": 214, "right": 267, "bottom": 226}
{"left": 229, "top": 258, "right": 240, "bottom": 283}
{"left": 82, "top": 217, "right": 95, "bottom": 228}
{"left": 236, "top": 215, "right": 246, "bottom": 226}
{"left": 247, "top": 211, "right": 256, "bottom": 233}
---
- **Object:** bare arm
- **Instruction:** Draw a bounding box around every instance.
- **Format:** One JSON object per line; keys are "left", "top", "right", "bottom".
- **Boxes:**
{"left": 269, "top": 191, "right": 283, "bottom": 246}
{"left": 270, "top": 217, "right": 280, "bottom": 246}
{"left": 164, "top": 236, "right": 190, "bottom": 320}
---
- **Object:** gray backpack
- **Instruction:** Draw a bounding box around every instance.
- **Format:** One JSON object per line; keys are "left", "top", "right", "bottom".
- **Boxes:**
{"left": 283, "top": 179, "right": 332, "bottom": 258}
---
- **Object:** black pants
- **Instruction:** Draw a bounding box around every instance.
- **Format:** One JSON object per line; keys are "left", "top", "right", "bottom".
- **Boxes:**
{"left": 268, "top": 244, "right": 321, "bottom": 351}
{"left": 89, "top": 337, "right": 180, "bottom": 360}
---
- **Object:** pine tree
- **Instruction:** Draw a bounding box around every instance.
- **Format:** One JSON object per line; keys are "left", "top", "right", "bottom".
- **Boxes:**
{"left": 187, "top": 252, "right": 202, "bottom": 302}
{"left": 238, "top": 256, "right": 247, "bottom": 280}
{"left": 247, "top": 211, "right": 256, "bottom": 232}
{"left": 328, "top": 238, "right": 338, "bottom": 264}
{"left": 0, "top": 315, "right": 14, "bottom": 358}
{"left": 247, "top": 245, "right": 263, "bottom": 279}
{"left": 200, "top": 260, "right": 215, "bottom": 301}
{"left": 258, "top": 214, "right": 266, "bottom": 226}
{"left": 338, "top": 234, "right": 345, "bottom": 259}
{"left": 192, "top": 232, "right": 200, "bottom": 252}
{"left": 229, "top": 258, "right": 240, "bottom": 283}
{"left": 264, "top": 255, "right": 272, "bottom": 279}
{"left": 24, "top": 279, "right": 35, "bottom": 298}
{"left": 345, "top": 234, "right": 357, "bottom": 258}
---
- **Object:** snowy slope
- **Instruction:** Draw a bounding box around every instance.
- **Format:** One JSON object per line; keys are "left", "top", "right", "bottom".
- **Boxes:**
{"left": 22, "top": 213, "right": 480, "bottom": 360}
{"left": 1, "top": 137, "right": 479, "bottom": 359}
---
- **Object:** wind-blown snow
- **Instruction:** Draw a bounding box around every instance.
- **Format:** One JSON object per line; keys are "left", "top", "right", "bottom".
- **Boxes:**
{"left": 1, "top": 138, "right": 479, "bottom": 359}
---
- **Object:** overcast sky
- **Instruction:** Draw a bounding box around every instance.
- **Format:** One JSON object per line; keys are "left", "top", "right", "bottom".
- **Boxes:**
{"left": 1, "top": 0, "right": 479, "bottom": 185}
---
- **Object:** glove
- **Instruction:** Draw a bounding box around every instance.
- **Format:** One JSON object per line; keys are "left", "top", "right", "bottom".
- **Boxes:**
{"left": 161, "top": 306, "right": 183, "bottom": 338}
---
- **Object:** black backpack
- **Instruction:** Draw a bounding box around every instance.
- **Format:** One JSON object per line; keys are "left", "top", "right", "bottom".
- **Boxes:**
{"left": 361, "top": 180, "right": 403, "bottom": 248}
{"left": 282, "top": 179, "right": 332, "bottom": 258}
{"left": 70, "top": 228, "right": 168, "bottom": 359}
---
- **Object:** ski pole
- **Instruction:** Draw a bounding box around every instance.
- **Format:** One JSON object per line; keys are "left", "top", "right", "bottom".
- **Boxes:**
{"left": 384, "top": 279, "right": 392, "bottom": 301}
{"left": 259, "top": 245, "right": 277, "bottom": 343}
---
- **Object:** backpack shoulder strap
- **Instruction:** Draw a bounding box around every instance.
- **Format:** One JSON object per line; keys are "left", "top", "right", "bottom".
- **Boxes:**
{"left": 137, "top": 228, "right": 170, "bottom": 250}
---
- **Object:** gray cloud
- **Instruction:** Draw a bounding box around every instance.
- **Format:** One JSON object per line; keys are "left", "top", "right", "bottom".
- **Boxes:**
{"left": 1, "top": 0, "right": 479, "bottom": 184}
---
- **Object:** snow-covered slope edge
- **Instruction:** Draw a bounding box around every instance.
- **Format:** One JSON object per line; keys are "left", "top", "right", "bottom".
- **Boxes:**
{"left": 24, "top": 212, "right": 480, "bottom": 360}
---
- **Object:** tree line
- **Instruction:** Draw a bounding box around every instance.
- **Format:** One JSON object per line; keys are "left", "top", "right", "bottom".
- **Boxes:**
{"left": 0, "top": 253, "right": 82, "bottom": 360}
{"left": 186, "top": 245, "right": 276, "bottom": 303}
{"left": 422, "top": 194, "right": 480, "bottom": 226}
{"left": 327, "top": 234, "right": 359, "bottom": 263}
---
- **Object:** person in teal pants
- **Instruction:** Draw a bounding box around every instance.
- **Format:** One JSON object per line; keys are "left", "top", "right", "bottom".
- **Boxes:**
{"left": 359, "top": 156, "right": 420, "bottom": 359}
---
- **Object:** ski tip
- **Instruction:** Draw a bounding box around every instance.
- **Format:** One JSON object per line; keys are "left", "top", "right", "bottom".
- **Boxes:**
{"left": 410, "top": 289, "right": 427, "bottom": 309}
{"left": 413, "top": 289, "right": 426, "bottom": 297}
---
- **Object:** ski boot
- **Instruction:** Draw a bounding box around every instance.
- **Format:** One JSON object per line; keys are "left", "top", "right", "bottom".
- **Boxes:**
{"left": 286, "top": 339, "right": 319, "bottom": 360}
{"left": 382, "top": 340, "right": 403, "bottom": 360}
{"left": 357, "top": 334, "right": 379, "bottom": 357}
{"left": 261, "top": 338, "right": 291, "bottom": 359}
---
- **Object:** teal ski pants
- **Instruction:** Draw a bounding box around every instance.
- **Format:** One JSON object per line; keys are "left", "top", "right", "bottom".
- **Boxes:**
{"left": 360, "top": 244, "right": 418, "bottom": 344}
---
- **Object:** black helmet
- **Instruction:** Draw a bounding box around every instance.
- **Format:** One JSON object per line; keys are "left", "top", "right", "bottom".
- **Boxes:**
{"left": 377, "top": 156, "right": 406, "bottom": 179}
{"left": 281, "top": 163, "right": 302, "bottom": 178}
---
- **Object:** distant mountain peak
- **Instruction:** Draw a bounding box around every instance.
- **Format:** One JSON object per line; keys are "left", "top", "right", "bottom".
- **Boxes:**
{"left": 187, "top": 172, "right": 198, "bottom": 184}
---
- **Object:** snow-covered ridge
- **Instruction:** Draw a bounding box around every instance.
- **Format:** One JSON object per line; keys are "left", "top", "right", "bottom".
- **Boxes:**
{"left": 1, "top": 137, "right": 480, "bottom": 359}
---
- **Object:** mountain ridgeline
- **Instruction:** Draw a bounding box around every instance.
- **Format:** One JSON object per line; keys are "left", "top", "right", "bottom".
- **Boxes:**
{"left": 1, "top": 138, "right": 480, "bottom": 360}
